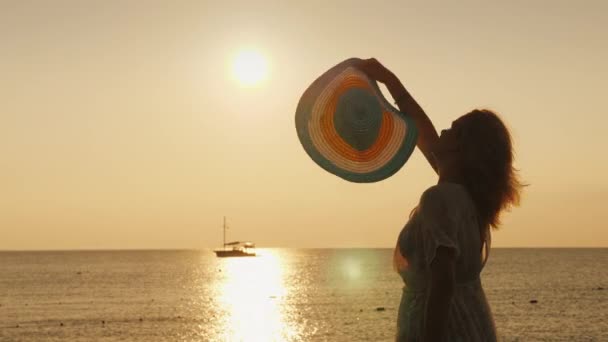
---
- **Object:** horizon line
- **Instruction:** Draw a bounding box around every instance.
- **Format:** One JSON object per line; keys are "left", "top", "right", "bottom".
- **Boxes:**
{"left": 0, "top": 246, "right": 606, "bottom": 252}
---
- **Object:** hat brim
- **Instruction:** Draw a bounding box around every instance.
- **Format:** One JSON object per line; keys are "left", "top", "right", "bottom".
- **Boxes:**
{"left": 295, "top": 58, "right": 418, "bottom": 183}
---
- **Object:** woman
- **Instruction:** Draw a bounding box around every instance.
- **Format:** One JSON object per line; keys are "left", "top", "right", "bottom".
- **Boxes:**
{"left": 359, "top": 58, "right": 523, "bottom": 342}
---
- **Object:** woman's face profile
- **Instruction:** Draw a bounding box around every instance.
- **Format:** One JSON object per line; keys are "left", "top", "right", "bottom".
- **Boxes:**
{"left": 435, "top": 119, "right": 463, "bottom": 162}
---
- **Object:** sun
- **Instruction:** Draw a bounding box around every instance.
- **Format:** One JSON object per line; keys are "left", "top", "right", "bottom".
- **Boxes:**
{"left": 232, "top": 49, "right": 268, "bottom": 87}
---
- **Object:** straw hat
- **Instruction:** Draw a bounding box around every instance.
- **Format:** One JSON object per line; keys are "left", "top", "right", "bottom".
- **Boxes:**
{"left": 295, "top": 58, "right": 418, "bottom": 183}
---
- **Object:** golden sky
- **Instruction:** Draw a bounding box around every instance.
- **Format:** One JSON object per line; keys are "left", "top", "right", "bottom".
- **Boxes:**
{"left": 1, "top": 0, "right": 607, "bottom": 249}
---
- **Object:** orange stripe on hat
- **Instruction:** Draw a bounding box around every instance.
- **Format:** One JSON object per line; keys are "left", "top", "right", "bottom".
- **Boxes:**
{"left": 319, "top": 75, "right": 394, "bottom": 162}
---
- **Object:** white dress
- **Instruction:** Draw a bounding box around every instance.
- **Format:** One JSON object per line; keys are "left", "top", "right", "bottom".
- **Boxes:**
{"left": 395, "top": 183, "right": 497, "bottom": 342}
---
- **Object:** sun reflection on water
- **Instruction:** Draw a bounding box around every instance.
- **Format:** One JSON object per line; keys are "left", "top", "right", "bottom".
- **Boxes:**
{"left": 215, "top": 249, "right": 298, "bottom": 342}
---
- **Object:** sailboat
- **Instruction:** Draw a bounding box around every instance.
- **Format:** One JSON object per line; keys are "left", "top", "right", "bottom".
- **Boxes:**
{"left": 214, "top": 217, "right": 256, "bottom": 257}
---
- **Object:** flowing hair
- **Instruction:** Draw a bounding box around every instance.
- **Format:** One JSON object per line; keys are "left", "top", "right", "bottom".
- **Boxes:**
{"left": 458, "top": 109, "right": 524, "bottom": 243}
{"left": 393, "top": 109, "right": 524, "bottom": 271}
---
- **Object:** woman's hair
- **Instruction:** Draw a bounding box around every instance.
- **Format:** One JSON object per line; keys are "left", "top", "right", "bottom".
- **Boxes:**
{"left": 457, "top": 109, "right": 524, "bottom": 242}
{"left": 393, "top": 109, "right": 523, "bottom": 272}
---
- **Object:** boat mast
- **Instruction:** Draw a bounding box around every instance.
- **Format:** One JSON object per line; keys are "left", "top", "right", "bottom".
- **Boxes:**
{"left": 223, "top": 216, "right": 226, "bottom": 248}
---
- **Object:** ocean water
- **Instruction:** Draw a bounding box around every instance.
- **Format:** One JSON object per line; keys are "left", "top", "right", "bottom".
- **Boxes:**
{"left": 0, "top": 249, "right": 606, "bottom": 342}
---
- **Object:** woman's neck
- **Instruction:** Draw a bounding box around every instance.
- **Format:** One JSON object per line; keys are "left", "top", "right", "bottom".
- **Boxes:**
{"left": 438, "top": 167, "right": 465, "bottom": 185}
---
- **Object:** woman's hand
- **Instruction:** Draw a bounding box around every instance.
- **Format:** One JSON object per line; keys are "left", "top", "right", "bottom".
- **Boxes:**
{"left": 357, "top": 57, "right": 441, "bottom": 174}
{"left": 356, "top": 58, "right": 397, "bottom": 85}
{"left": 357, "top": 58, "right": 404, "bottom": 101}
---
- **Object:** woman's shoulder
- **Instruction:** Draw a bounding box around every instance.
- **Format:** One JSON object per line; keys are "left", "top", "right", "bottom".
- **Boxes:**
{"left": 421, "top": 182, "right": 470, "bottom": 203}
{"left": 419, "top": 183, "right": 475, "bottom": 215}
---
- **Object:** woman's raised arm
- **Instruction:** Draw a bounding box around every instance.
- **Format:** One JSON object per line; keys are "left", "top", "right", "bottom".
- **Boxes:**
{"left": 358, "top": 58, "right": 440, "bottom": 174}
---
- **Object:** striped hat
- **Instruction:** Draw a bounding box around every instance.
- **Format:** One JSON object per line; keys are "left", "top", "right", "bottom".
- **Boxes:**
{"left": 295, "top": 58, "right": 418, "bottom": 183}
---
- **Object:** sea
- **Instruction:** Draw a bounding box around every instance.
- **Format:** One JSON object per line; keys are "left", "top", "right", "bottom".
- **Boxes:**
{"left": 0, "top": 248, "right": 606, "bottom": 342}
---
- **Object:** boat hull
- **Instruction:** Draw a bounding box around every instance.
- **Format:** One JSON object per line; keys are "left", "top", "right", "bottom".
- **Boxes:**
{"left": 214, "top": 250, "right": 256, "bottom": 257}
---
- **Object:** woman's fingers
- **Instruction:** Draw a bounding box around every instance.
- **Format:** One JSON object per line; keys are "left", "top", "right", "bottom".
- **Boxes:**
{"left": 357, "top": 58, "right": 379, "bottom": 77}
{"left": 358, "top": 58, "right": 393, "bottom": 84}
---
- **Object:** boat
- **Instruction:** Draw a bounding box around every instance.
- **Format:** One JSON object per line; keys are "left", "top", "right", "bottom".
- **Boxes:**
{"left": 214, "top": 217, "right": 256, "bottom": 257}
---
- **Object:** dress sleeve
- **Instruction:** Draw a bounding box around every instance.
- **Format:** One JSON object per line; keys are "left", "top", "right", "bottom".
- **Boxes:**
{"left": 419, "top": 185, "right": 461, "bottom": 268}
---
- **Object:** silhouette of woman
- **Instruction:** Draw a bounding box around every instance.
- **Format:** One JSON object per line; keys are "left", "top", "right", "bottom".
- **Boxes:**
{"left": 359, "top": 58, "right": 523, "bottom": 342}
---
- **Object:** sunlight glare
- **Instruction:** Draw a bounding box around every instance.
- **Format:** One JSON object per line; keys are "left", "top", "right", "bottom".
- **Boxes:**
{"left": 216, "top": 249, "right": 299, "bottom": 341}
{"left": 343, "top": 258, "right": 361, "bottom": 280}
{"left": 232, "top": 49, "right": 268, "bottom": 87}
